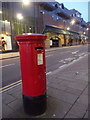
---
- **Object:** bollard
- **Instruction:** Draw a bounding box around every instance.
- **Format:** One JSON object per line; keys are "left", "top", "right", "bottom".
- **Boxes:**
{"left": 14, "top": 34, "right": 47, "bottom": 116}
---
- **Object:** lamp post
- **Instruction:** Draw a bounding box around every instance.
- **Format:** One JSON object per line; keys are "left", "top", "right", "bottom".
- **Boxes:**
{"left": 16, "top": 13, "right": 23, "bottom": 34}
{"left": 71, "top": 19, "right": 76, "bottom": 30}
{"left": 22, "top": 0, "right": 32, "bottom": 33}
{"left": 83, "top": 32, "right": 86, "bottom": 34}
{"left": 71, "top": 19, "right": 75, "bottom": 25}
{"left": 69, "top": 19, "right": 76, "bottom": 45}
{"left": 86, "top": 28, "right": 89, "bottom": 31}
{"left": 16, "top": 13, "right": 23, "bottom": 20}
{"left": 22, "top": 0, "right": 30, "bottom": 6}
{"left": 71, "top": 19, "right": 76, "bottom": 31}
{"left": 29, "top": 27, "right": 32, "bottom": 33}
{"left": 40, "top": 10, "right": 45, "bottom": 33}
{"left": 63, "top": 20, "right": 66, "bottom": 30}
{"left": 63, "top": 20, "right": 66, "bottom": 46}
{"left": 86, "top": 28, "right": 89, "bottom": 40}
{"left": 0, "top": 10, "right": 2, "bottom": 14}
{"left": 63, "top": 20, "right": 71, "bottom": 46}
{"left": 67, "top": 27, "right": 70, "bottom": 30}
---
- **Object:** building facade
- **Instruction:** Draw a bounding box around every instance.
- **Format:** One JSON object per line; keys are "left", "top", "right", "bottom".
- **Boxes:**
{"left": 39, "top": 2, "right": 88, "bottom": 48}
{"left": 0, "top": 2, "right": 36, "bottom": 51}
{"left": 0, "top": 1, "right": 89, "bottom": 51}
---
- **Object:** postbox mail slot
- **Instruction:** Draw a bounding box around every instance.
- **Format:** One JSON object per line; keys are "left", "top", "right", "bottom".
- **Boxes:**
{"left": 35, "top": 47, "right": 43, "bottom": 50}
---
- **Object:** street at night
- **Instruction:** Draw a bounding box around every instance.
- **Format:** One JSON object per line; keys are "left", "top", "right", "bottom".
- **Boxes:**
{"left": 0, "top": 0, "right": 90, "bottom": 119}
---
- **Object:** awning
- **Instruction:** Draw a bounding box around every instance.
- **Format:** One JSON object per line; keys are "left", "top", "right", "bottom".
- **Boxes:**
{"left": 43, "top": 25, "right": 79, "bottom": 35}
{"left": 43, "top": 25, "right": 63, "bottom": 34}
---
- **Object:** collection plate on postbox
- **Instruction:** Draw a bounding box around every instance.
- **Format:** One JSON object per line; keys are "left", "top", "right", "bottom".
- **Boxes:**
{"left": 35, "top": 46, "right": 44, "bottom": 65}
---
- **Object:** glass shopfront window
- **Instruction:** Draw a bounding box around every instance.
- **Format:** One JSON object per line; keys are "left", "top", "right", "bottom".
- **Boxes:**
{"left": 0, "top": 20, "right": 12, "bottom": 51}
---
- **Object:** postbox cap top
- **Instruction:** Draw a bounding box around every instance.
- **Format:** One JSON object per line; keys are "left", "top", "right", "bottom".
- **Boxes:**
{"left": 14, "top": 33, "right": 47, "bottom": 41}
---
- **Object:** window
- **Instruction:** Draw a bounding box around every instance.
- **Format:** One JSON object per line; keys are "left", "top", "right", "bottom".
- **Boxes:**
{"left": 52, "top": 15, "right": 59, "bottom": 21}
{"left": 76, "top": 12, "right": 81, "bottom": 18}
{"left": 72, "top": 14, "right": 75, "bottom": 17}
{"left": 62, "top": 4, "right": 64, "bottom": 9}
{"left": 59, "top": 3, "right": 64, "bottom": 9}
{"left": 55, "top": 4, "right": 58, "bottom": 8}
{"left": 29, "top": 26, "right": 32, "bottom": 33}
{"left": 33, "top": 27, "right": 35, "bottom": 33}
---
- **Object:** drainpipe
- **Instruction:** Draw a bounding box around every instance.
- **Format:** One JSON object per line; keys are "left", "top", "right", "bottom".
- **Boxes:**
{"left": 63, "top": 20, "right": 66, "bottom": 46}
{"left": 63, "top": 34, "right": 66, "bottom": 46}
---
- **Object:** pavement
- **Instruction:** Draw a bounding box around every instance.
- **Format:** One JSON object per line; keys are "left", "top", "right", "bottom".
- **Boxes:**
{"left": 0, "top": 45, "right": 89, "bottom": 119}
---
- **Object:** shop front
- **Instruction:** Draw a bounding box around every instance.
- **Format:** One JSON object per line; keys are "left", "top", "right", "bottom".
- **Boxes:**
{"left": 43, "top": 25, "right": 71, "bottom": 48}
{"left": 79, "top": 34, "right": 88, "bottom": 44}
{"left": 50, "top": 36, "right": 60, "bottom": 47}
{"left": 0, "top": 20, "right": 12, "bottom": 52}
{"left": 43, "top": 25, "right": 82, "bottom": 48}
{"left": 0, "top": 34, "right": 12, "bottom": 51}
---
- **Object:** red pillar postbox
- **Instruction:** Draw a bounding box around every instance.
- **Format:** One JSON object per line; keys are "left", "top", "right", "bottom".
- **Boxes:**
{"left": 14, "top": 34, "right": 47, "bottom": 116}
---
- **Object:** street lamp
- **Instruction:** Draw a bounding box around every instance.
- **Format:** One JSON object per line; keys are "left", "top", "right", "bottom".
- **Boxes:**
{"left": 67, "top": 27, "right": 70, "bottom": 30}
{"left": 22, "top": 0, "right": 30, "bottom": 5}
{"left": 86, "top": 28, "right": 89, "bottom": 31}
{"left": 63, "top": 20, "right": 66, "bottom": 29}
{"left": 84, "top": 32, "right": 86, "bottom": 34}
{"left": 16, "top": 13, "right": 23, "bottom": 20}
{"left": 0, "top": 11, "right": 2, "bottom": 14}
{"left": 29, "top": 27, "right": 32, "bottom": 33}
{"left": 71, "top": 19, "right": 75, "bottom": 25}
{"left": 5, "top": 20, "right": 8, "bottom": 22}
{"left": 16, "top": 13, "right": 23, "bottom": 34}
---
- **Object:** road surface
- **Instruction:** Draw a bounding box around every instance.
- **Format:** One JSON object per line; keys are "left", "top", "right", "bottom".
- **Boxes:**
{"left": 1, "top": 45, "right": 88, "bottom": 88}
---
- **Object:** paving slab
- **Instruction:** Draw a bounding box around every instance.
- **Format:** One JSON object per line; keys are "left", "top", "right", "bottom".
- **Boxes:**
{"left": 2, "top": 93, "right": 16, "bottom": 105}
{"left": 46, "top": 75, "right": 62, "bottom": 83}
{"left": 76, "top": 94, "right": 88, "bottom": 106}
{"left": 48, "top": 80, "right": 84, "bottom": 96}
{"left": 64, "top": 113, "right": 79, "bottom": 118}
{"left": 84, "top": 111, "right": 88, "bottom": 118}
{"left": 48, "top": 82, "right": 67, "bottom": 91}
{"left": 58, "top": 70, "right": 88, "bottom": 82}
{"left": 0, "top": 52, "right": 19, "bottom": 60}
{"left": 2, "top": 104, "right": 14, "bottom": 118}
{"left": 59, "top": 79, "right": 87, "bottom": 91}
{"left": 6, "top": 111, "right": 20, "bottom": 118}
{"left": 7, "top": 85, "right": 22, "bottom": 94}
{"left": 6, "top": 98, "right": 34, "bottom": 118}
{"left": 9, "top": 90, "right": 22, "bottom": 99}
{"left": 65, "top": 87, "right": 82, "bottom": 96}
{"left": 47, "top": 87, "right": 78, "bottom": 104}
{"left": 82, "top": 87, "right": 88, "bottom": 95}
{"left": 39, "top": 96, "right": 72, "bottom": 118}
{"left": 68, "top": 102, "right": 88, "bottom": 118}
{"left": 67, "top": 81, "right": 87, "bottom": 91}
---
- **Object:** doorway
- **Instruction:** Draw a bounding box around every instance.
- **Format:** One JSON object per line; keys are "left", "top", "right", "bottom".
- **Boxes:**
{"left": 50, "top": 36, "right": 60, "bottom": 48}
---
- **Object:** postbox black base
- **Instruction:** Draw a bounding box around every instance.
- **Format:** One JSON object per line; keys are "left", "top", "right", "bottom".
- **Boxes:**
{"left": 23, "top": 93, "right": 47, "bottom": 116}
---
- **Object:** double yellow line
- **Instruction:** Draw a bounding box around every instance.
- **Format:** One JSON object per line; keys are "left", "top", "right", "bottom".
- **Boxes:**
{"left": 0, "top": 71, "right": 52, "bottom": 93}
{"left": 0, "top": 80, "right": 22, "bottom": 93}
